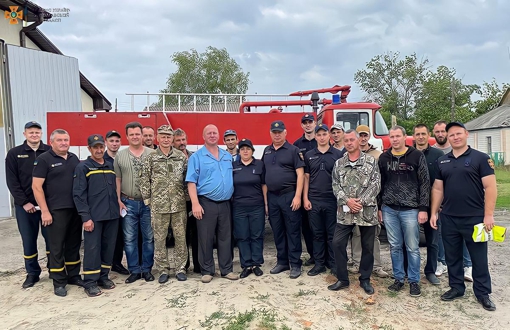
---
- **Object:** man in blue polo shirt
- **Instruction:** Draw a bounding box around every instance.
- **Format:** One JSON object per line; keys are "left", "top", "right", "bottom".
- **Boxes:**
{"left": 263, "top": 120, "right": 305, "bottom": 279}
{"left": 430, "top": 122, "right": 497, "bottom": 311}
{"left": 303, "top": 124, "right": 344, "bottom": 276}
{"left": 186, "top": 124, "right": 238, "bottom": 283}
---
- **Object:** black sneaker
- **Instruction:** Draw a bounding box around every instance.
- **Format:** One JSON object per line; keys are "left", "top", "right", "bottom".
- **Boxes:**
{"left": 409, "top": 282, "right": 421, "bottom": 297}
{"left": 388, "top": 280, "right": 405, "bottom": 292}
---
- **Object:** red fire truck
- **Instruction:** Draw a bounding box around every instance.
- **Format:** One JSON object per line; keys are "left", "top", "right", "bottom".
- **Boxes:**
{"left": 47, "top": 85, "right": 395, "bottom": 159}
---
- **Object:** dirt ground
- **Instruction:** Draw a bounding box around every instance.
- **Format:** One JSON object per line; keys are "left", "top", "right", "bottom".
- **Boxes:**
{"left": 1, "top": 213, "right": 509, "bottom": 330}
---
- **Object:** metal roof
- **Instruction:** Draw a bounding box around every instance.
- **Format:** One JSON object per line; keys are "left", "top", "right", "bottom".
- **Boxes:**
{"left": 465, "top": 88, "right": 510, "bottom": 131}
{"left": 24, "top": 28, "right": 112, "bottom": 111}
{"left": 0, "top": 0, "right": 51, "bottom": 22}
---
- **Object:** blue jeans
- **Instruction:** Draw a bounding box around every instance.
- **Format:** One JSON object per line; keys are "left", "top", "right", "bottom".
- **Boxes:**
{"left": 437, "top": 218, "right": 472, "bottom": 267}
{"left": 122, "top": 198, "right": 154, "bottom": 273}
{"left": 382, "top": 205, "right": 420, "bottom": 283}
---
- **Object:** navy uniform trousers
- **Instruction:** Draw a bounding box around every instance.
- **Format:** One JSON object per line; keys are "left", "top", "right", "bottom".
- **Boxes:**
{"left": 82, "top": 219, "right": 119, "bottom": 288}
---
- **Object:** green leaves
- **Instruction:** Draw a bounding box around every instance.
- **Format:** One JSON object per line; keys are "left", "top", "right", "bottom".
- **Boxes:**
{"left": 159, "top": 46, "right": 250, "bottom": 107}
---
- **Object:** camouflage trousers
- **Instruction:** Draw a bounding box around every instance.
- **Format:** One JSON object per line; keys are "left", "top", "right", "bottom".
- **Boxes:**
{"left": 152, "top": 211, "right": 187, "bottom": 275}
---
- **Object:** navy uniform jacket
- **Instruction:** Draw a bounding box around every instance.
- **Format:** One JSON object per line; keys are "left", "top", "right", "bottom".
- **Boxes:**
{"left": 73, "top": 156, "right": 120, "bottom": 222}
{"left": 5, "top": 141, "right": 50, "bottom": 206}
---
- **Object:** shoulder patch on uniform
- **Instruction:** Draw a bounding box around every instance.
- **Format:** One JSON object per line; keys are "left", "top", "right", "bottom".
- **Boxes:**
{"left": 299, "top": 152, "right": 304, "bottom": 160}
{"left": 488, "top": 158, "right": 495, "bottom": 169}
{"left": 33, "top": 160, "right": 38, "bottom": 166}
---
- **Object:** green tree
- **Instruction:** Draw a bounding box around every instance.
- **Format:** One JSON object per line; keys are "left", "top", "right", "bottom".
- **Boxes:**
{"left": 414, "top": 66, "right": 479, "bottom": 128}
{"left": 473, "top": 78, "right": 510, "bottom": 116}
{"left": 354, "top": 52, "right": 430, "bottom": 131}
{"left": 159, "top": 46, "right": 250, "bottom": 108}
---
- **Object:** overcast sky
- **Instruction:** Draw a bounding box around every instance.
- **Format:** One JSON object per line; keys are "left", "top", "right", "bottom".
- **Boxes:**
{"left": 37, "top": 0, "right": 510, "bottom": 110}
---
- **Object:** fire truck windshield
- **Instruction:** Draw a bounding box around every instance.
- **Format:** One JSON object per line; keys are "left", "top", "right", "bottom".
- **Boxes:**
{"left": 374, "top": 110, "right": 389, "bottom": 136}
{"left": 335, "top": 112, "right": 369, "bottom": 131}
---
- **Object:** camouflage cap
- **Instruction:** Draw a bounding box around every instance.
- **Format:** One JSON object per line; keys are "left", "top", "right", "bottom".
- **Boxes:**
{"left": 157, "top": 125, "right": 174, "bottom": 135}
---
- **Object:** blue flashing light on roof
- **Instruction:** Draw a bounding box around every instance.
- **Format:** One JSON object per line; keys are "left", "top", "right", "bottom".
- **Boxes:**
{"left": 332, "top": 94, "right": 340, "bottom": 104}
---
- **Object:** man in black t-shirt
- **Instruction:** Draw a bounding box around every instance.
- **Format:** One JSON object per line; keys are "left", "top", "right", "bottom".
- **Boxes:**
{"left": 32, "top": 129, "right": 83, "bottom": 297}
{"left": 430, "top": 122, "right": 497, "bottom": 311}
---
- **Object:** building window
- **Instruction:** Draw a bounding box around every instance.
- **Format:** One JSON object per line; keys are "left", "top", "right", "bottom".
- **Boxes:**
{"left": 487, "top": 136, "right": 492, "bottom": 154}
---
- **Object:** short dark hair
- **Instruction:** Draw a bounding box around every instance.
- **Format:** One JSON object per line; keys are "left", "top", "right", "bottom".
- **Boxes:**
{"left": 413, "top": 124, "right": 429, "bottom": 134}
{"left": 433, "top": 120, "right": 447, "bottom": 129}
{"left": 174, "top": 128, "right": 186, "bottom": 137}
{"left": 125, "top": 122, "right": 143, "bottom": 134}
{"left": 389, "top": 125, "right": 406, "bottom": 136}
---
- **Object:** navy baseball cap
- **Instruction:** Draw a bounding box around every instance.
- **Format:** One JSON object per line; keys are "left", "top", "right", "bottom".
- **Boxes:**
{"left": 445, "top": 122, "right": 466, "bottom": 132}
{"left": 270, "top": 120, "right": 285, "bottom": 132}
{"left": 301, "top": 113, "right": 315, "bottom": 123}
{"left": 88, "top": 134, "right": 105, "bottom": 147}
{"left": 315, "top": 123, "right": 329, "bottom": 133}
{"left": 25, "top": 121, "right": 42, "bottom": 129}
{"left": 105, "top": 130, "right": 121, "bottom": 139}
{"left": 238, "top": 138, "right": 254, "bottom": 150}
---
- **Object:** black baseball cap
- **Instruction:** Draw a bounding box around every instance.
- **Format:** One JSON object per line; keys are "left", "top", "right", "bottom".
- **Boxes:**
{"left": 301, "top": 113, "right": 315, "bottom": 123}
{"left": 88, "top": 134, "right": 105, "bottom": 147}
{"left": 238, "top": 138, "right": 254, "bottom": 151}
{"left": 315, "top": 123, "right": 329, "bottom": 133}
{"left": 105, "top": 130, "right": 121, "bottom": 139}
{"left": 445, "top": 122, "right": 466, "bottom": 132}
{"left": 270, "top": 120, "right": 285, "bottom": 132}
{"left": 25, "top": 121, "right": 42, "bottom": 129}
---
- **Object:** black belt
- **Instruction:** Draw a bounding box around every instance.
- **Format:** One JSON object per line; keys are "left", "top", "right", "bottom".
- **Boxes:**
{"left": 198, "top": 195, "right": 229, "bottom": 204}
{"left": 121, "top": 193, "right": 143, "bottom": 201}
{"left": 270, "top": 186, "right": 295, "bottom": 196}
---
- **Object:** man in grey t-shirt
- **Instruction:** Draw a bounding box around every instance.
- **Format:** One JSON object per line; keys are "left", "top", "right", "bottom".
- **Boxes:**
{"left": 114, "top": 122, "right": 156, "bottom": 284}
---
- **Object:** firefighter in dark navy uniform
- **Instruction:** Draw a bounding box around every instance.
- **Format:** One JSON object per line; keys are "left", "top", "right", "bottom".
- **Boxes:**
{"left": 5, "top": 121, "right": 51, "bottom": 289}
{"left": 263, "top": 120, "right": 305, "bottom": 279}
{"left": 73, "top": 134, "right": 120, "bottom": 297}
{"left": 32, "top": 129, "right": 83, "bottom": 297}
{"left": 293, "top": 113, "right": 317, "bottom": 266}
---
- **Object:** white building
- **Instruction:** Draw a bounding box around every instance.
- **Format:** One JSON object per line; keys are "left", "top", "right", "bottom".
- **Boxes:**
{"left": 465, "top": 88, "right": 510, "bottom": 166}
{"left": 0, "top": 0, "right": 110, "bottom": 217}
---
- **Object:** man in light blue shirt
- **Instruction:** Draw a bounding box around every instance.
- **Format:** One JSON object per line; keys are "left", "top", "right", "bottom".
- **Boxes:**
{"left": 186, "top": 124, "right": 237, "bottom": 283}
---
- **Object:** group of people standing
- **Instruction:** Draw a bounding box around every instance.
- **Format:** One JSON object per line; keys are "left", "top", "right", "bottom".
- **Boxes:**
{"left": 5, "top": 116, "right": 498, "bottom": 311}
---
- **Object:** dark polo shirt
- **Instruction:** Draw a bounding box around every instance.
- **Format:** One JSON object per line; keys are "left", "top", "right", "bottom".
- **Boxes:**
{"left": 436, "top": 147, "right": 494, "bottom": 217}
{"left": 293, "top": 134, "right": 317, "bottom": 156}
{"left": 32, "top": 149, "right": 80, "bottom": 211}
{"left": 304, "top": 146, "right": 344, "bottom": 201}
{"left": 233, "top": 158, "right": 265, "bottom": 207}
{"left": 262, "top": 141, "right": 305, "bottom": 192}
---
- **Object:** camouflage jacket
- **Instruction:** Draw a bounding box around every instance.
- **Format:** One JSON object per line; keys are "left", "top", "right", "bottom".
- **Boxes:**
{"left": 332, "top": 152, "right": 381, "bottom": 226}
{"left": 140, "top": 147, "right": 187, "bottom": 213}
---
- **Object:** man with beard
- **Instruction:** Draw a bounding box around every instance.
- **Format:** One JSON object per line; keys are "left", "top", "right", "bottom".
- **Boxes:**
{"left": 6, "top": 121, "right": 51, "bottom": 288}
{"left": 142, "top": 126, "right": 158, "bottom": 149}
{"left": 173, "top": 128, "right": 201, "bottom": 274}
{"left": 432, "top": 121, "right": 473, "bottom": 281}
{"left": 293, "top": 113, "right": 317, "bottom": 266}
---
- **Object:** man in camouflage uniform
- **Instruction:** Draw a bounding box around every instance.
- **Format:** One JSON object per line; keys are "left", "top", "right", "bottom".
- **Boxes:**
{"left": 328, "top": 129, "right": 381, "bottom": 295}
{"left": 140, "top": 125, "right": 188, "bottom": 283}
